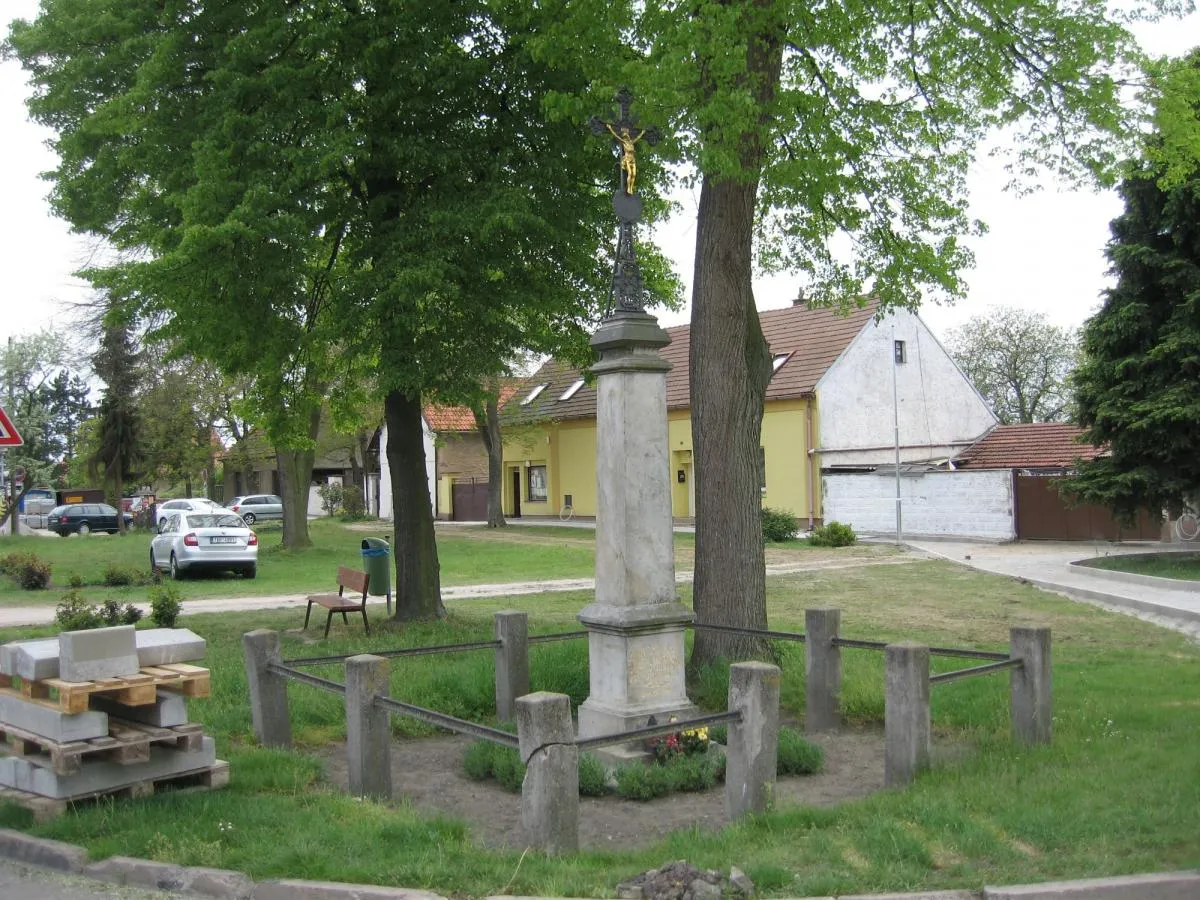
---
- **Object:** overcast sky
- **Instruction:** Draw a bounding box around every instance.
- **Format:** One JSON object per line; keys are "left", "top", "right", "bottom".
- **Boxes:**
{"left": 2, "top": 2, "right": 1197, "bottom": 354}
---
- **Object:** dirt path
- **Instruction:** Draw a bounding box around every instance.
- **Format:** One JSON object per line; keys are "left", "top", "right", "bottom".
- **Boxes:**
{"left": 322, "top": 727, "right": 966, "bottom": 851}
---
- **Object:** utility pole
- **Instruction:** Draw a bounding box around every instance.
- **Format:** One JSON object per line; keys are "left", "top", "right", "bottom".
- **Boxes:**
{"left": 891, "top": 322, "right": 902, "bottom": 546}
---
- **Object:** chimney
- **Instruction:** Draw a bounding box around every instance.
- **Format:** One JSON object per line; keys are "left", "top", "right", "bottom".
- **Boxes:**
{"left": 792, "top": 287, "right": 806, "bottom": 307}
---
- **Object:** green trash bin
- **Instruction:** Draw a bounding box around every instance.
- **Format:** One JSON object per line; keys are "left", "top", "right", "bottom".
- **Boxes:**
{"left": 360, "top": 537, "right": 392, "bottom": 615}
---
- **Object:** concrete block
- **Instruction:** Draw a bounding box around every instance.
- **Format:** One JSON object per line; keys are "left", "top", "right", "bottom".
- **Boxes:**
{"left": 516, "top": 691, "right": 578, "bottom": 854}
{"left": 90, "top": 687, "right": 188, "bottom": 727}
{"left": 183, "top": 867, "right": 256, "bottom": 899}
{"left": 805, "top": 608, "right": 841, "bottom": 733}
{"left": 252, "top": 880, "right": 446, "bottom": 900}
{"left": 345, "top": 655, "right": 391, "bottom": 800}
{"left": 84, "top": 855, "right": 186, "bottom": 891}
{"left": 58, "top": 626, "right": 139, "bottom": 682}
{"left": 0, "top": 691, "right": 109, "bottom": 741}
{"left": 243, "top": 630, "right": 291, "bottom": 749}
{"left": 0, "top": 736, "right": 216, "bottom": 799}
{"left": 725, "top": 661, "right": 781, "bottom": 819}
{"left": 984, "top": 871, "right": 1200, "bottom": 899}
{"left": 0, "top": 828, "right": 88, "bottom": 871}
{"left": 1010, "top": 626, "right": 1052, "bottom": 746}
{"left": 1, "top": 638, "right": 60, "bottom": 681}
{"left": 494, "top": 611, "right": 529, "bottom": 722}
{"left": 136, "top": 628, "right": 207, "bottom": 666}
{"left": 885, "top": 643, "right": 930, "bottom": 787}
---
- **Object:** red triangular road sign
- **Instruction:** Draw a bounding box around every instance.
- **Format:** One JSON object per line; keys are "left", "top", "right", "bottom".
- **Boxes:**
{"left": 0, "top": 407, "right": 23, "bottom": 447}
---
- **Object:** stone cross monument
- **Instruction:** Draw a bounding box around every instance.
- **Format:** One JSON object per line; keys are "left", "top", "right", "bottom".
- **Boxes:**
{"left": 578, "top": 90, "right": 695, "bottom": 752}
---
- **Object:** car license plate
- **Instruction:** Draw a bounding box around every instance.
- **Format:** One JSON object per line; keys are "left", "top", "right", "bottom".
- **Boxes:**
{"left": 211, "top": 536, "right": 238, "bottom": 544}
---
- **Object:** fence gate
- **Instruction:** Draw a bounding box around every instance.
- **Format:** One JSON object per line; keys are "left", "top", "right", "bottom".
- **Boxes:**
{"left": 1014, "top": 474, "right": 1162, "bottom": 541}
{"left": 451, "top": 479, "right": 489, "bottom": 522}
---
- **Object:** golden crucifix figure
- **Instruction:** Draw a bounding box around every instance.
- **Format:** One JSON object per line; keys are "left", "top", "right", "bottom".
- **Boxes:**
{"left": 605, "top": 123, "right": 647, "bottom": 195}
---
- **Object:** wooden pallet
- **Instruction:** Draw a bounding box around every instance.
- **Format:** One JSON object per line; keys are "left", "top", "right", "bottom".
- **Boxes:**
{"left": 0, "top": 663, "right": 210, "bottom": 714}
{"left": 0, "top": 719, "right": 205, "bottom": 776}
{"left": 0, "top": 760, "right": 229, "bottom": 823}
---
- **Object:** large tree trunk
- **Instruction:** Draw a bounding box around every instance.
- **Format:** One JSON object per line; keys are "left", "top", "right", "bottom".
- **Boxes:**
{"left": 475, "top": 397, "right": 506, "bottom": 529}
{"left": 688, "top": 5, "right": 784, "bottom": 671}
{"left": 276, "top": 405, "right": 320, "bottom": 549}
{"left": 385, "top": 389, "right": 445, "bottom": 620}
{"left": 688, "top": 178, "right": 775, "bottom": 670}
{"left": 277, "top": 447, "right": 315, "bottom": 549}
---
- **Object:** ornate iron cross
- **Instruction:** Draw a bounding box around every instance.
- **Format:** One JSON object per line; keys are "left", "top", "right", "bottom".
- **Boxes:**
{"left": 589, "top": 89, "right": 661, "bottom": 317}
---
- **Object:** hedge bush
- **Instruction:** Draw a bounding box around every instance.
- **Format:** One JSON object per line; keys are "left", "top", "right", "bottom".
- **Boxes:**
{"left": 761, "top": 506, "right": 800, "bottom": 542}
{"left": 807, "top": 520, "right": 857, "bottom": 547}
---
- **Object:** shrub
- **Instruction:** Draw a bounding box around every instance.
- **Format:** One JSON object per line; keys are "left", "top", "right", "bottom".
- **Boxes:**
{"left": 490, "top": 746, "right": 526, "bottom": 793}
{"left": 317, "top": 482, "right": 344, "bottom": 516}
{"left": 578, "top": 754, "right": 608, "bottom": 797}
{"left": 67, "top": 573, "right": 85, "bottom": 589}
{"left": 101, "top": 564, "right": 134, "bottom": 587}
{"left": 341, "top": 485, "right": 366, "bottom": 519}
{"left": 665, "top": 753, "right": 722, "bottom": 792}
{"left": 54, "top": 591, "right": 104, "bottom": 630}
{"left": 2, "top": 552, "right": 52, "bottom": 590}
{"left": 149, "top": 583, "right": 183, "bottom": 628}
{"left": 761, "top": 506, "right": 800, "bottom": 542}
{"left": 54, "top": 592, "right": 141, "bottom": 631}
{"left": 808, "top": 520, "right": 857, "bottom": 547}
{"left": 614, "top": 761, "right": 674, "bottom": 801}
{"left": 777, "top": 727, "right": 825, "bottom": 775}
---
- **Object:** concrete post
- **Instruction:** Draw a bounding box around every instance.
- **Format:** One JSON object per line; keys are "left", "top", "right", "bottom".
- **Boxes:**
{"left": 805, "top": 608, "right": 842, "bottom": 733}
{"left": 345, "top": 654, "right": 391, "bottom": 799}
{"left": 494, "top": 611, "right": 529, "bottom": 723}
{"left": 725, "top": 661, "right": 781, "bottom": 819}
{"left": 1010, "top": 626, "right": 1052, "bottom": 746}
{"left": 242, "top": 630, "right": 291, "bottom": 749}
{"left": 516, "top": 691, "right": 578, "bottom": 854}
{"left": 884, "top": 642, "right": 930, "bottom": 787}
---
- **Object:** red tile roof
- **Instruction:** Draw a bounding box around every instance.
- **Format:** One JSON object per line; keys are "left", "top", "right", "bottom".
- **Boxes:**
{"left": 956, "top": 423, "right": 1104, "bottom": 470}
{"left": 424, "top": 386, "right": 518, "bottom": 434}
{"left": 508, "top": 301, "right": 878, "bottom": 422}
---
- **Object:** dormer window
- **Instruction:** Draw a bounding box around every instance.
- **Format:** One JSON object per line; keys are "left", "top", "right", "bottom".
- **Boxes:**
{"left": 559, "top": 379, "right": 585, "bottom": 401}
{"left": 520, "top": 383, "right": 549, "bottom": 406}
{"left": 772, "top": 353, "right": 790, "bottom": 372}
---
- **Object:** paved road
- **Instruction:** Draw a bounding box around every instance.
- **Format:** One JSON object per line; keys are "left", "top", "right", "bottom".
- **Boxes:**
{"left": 0, "top": 859, "right": 179, "bottom": 898}
{"left": 906, "top": 538, "right": 1200, "bottom": 637}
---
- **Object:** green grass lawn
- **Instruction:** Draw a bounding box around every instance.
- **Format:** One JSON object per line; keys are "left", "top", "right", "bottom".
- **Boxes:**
{"left": 1086, "top": 552, "right": 1200, "bottom": 581}
{"left": 0, "top": 559, "right": 1196, "bottom": 896}
{"left": 0, "top": 518, "right": 888, "bottom": 608}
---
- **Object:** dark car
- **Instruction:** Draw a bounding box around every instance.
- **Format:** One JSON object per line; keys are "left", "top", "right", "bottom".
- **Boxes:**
{"left": 47, "top": 503, "right": 133, "bottom": 536}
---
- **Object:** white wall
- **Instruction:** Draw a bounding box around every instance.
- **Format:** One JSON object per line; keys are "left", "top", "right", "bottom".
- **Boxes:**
{"left": 378, "top": 420, "right": 437, "bottom": 521}
{"left": 816, "top": 310, "right": 997, "bottom": 467}
{"left": 824, "top": 470, "right": 1015, "bottom": 540}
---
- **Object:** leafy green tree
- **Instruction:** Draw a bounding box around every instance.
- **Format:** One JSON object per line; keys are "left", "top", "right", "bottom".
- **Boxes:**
{"left": 8, "top": 0, "right": 673, "bottom": 616}
{"left": 1068, "top": 53, "right": 1200, "bottom": 523}
{"left": 945, "top": 308, "right": 1078, "bottom": 424}
{"left": 535, "top": 0, "right": 1166, "bottom": 666}
{"left": 88, "top": 315, "right": 142, "bottom": 534}
{"left": 1, "top": 331, "right": 77, "bottom": 532}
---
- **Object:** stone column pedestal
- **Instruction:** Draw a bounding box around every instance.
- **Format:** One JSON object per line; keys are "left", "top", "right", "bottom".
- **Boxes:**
{"left": 577, "top": 312, "right": 695, "bottom": 758}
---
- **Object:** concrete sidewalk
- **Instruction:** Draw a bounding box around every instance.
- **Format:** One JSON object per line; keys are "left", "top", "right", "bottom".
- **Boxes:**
{"left": 906, "top": 539, "right": 1200, "bottom": 638}
{"left": 0, "top": 557, "right": 919, "bottom": 629}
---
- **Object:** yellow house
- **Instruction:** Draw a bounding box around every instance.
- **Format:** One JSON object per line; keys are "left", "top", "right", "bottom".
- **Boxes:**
{"left": 500, "top": 301, "right": 882, "bottom": 526}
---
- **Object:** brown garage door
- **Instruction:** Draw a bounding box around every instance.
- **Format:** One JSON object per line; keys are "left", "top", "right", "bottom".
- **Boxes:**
{"left": 1014, "top": 474, "right": 1163, "bottom": 541}
{"left": 450, "top": 479, "right": 489, "bottom": 522}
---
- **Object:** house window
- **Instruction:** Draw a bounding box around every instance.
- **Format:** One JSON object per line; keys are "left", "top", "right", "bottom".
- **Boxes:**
{"left": 772, "top": 353, "right": 790, "bottom": 372}
{"left": 520, "top": 383, "right": 549, "bottom": 406}
{"left": 527, "top": 465, "right": 548, "bottom": 502}
{"left": 559, "top": 379, "right": 585, "bottom": 401}
{"left": 759, "top": 447, "right": 767, "bottom": 491}
{"left": 894, "top": 340, "right": 907, "bottom": 364}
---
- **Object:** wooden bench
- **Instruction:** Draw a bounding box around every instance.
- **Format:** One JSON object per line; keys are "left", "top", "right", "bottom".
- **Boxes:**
{"left": 305, "top": 567, "right": 371, "bottom": 638}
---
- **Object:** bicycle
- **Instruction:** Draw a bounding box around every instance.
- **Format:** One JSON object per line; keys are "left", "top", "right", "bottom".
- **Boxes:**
{"left": 559, "top": 494, "right": 575, "bottom": 522}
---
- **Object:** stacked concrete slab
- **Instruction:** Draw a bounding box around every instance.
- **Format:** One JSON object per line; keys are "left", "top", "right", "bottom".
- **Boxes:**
{"left": 0, "top": 627, "right": 221, "bottom": 809}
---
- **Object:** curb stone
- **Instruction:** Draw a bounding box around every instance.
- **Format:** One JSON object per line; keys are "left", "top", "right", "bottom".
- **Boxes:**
{"left": 983, "top": 870, "right": 1200, "bottom": 899}
{"left": 0, "top": 829, "right": 88, "bottom": 873}
{"left": 0, "top": 832, "right": 1197, "bottom": 900}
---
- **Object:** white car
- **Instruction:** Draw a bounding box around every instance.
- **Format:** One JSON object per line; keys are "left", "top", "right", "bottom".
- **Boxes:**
{"left": 151, "top": 511, "right": 258, "bottom": 580}
{"left": 156, "top": 497, "right": 225, "bottom": 529}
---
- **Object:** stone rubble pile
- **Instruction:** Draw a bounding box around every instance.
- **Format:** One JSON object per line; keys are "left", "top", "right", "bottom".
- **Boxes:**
{"left": 0, "top": 626, "right": 224, "bottom": 811}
